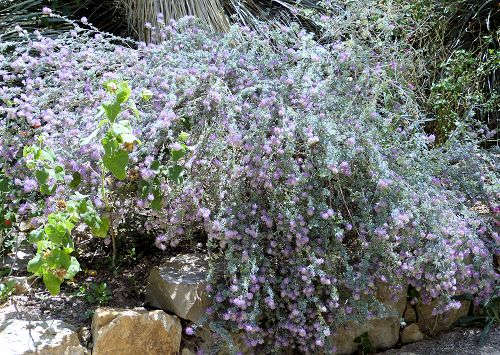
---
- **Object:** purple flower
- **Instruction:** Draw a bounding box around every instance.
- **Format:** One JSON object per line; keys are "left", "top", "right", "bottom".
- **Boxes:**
{"left": 23, "top": 178, "right": 37, "bottom": 193}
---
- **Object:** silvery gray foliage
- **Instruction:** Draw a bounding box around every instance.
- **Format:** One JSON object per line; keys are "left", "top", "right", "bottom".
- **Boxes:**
{"left": 0, "top": 7, "right": 498, "bottom": 353}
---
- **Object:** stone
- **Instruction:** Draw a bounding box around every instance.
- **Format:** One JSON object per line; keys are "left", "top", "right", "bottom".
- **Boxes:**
{"left": 401, "top": 324, "right": 424, "bottom": 344}
{"left": 416, "top": 300, "right": 470, "bottom": 335}
{"left": 19, "top": 221, "right": 35, "bottom": 232}
{"left": 1, "top": 244, "right": 35, "bottom": 272}
{"left": 404, "top": 307, "right": 417, "bottom": 323}
{"left": 146, "top": 254, "right": 209, "bottom": 322}
{"left": 376, "top": 282, "right": 408, "bottom": 317}
{"left": 331, "top": 283, "right": 407, "bottom": 354}
{"left": 0, "top": 318, "right": 88, "bottom": 354}
{"left": 91, "top": 307, "right": 182, "bottom": 355}
{"left": 1, "top": 276, "right": 31, "bottom": 295}
{"left": 332, "top": 318, "right": 401, "bottom": 354}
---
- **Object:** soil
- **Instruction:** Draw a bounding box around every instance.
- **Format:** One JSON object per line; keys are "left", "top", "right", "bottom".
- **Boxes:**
{"left": 378, "top": 326, "right": 500, "bottom": 355}
{"left": 0, "top": 227, "right": 203, "bottom": 330}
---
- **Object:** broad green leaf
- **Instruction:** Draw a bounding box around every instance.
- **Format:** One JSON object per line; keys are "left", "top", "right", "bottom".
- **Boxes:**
{"left": 46, "top": 248, "right": 71, "bottom": 269}
{"left": 0, "top": 178, "right": 9, "bottom": 192}
{"left": 54, "top": 166, "right": 65, "bottom": 181}
{"left": 103, "top": 149, "right": 128, "bottom": 180}
{"left": 151, "top": 189, "right": 163, "bottom": 211}
{"left": 28, "top": 228, "right": 45, "bottom": 243}
{"left": 40, "top": 183, "right": 56, "bottom": 195}
{"left": 178, "top": 132, "right": 190, "bottom": 142}
{"left": 170, "top": 144, "right": 187, "bottom": 162}
{"left": 27, "top": 254, "right": 43, "bottom": 274}
{"left": 168, "top": 165, "right": 184, "bottom": 183}
{"left": 141, "top": 88, "right": 153, "bottom": 101}
{"left": 35, "top": 169, "right": 49, "bottom": 185}
{"left": 45, "top": 223, "right": 70, "bottom": 245}
{"left": 90, "top": 215, "right": 109, "bottom": 238}
{"left": 65, "top": 257, "right": 80, "bottom": 279}
{"left": 43, "top": 272, "right": 62, "bottom": 295}
{"left": 150, "top": 160, "right": 160, "bottom": 172}
{"left": 69, "top": 172, "right": 82, "bottom": 189}
{"left": 102, "top": 133, "right": 129, "bottom": 180}
{"left": 102, "top": 101, "right": 121, "bottom": 122}
{"left": 116, "top": 82, "right": 131, "bottom": 104}
{"left": 75, "top": 197, "right": 91, "bottom": 214}
{"left": 39, "top": 148, "right": 56, "bottom": 163}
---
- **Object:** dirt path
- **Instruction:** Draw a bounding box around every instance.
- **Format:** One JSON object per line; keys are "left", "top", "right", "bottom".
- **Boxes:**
{"left": 379, "top": 327, "right": 500, "bottom": 355}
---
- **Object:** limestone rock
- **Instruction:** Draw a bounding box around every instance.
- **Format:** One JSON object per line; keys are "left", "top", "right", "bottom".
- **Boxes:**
{"left": 1, "top": 244, "right": 35, "bottom": 272}
{"left": 19, "top": 221, "right": 35, "bottom": 232}
{"left": 404, "top": 307, "right": 417, "bottom": 323}
{"left": 147, "top": 254, "right": 209, "bottom": 322}
{"left": 0, "top": 319, "right": 88, "bottom": 355}
{"left": 91, "top": 307, "right": 182, "bottom": 355}
{"left": 376, "top": 282, "right": 408, "bottom": 317}
{"left": 332, "top": 317, "right": 401, "bottom": 354}
{"left": 331, "top": 283, "right": 407, "bottom": 354}
{"left": 416, "top": 300, "right": 470, "bottom": 335}
{"left": 1, "top": 276, "right": 31, "bottom": 295}
{"left": 401, "top": 324, "right": 424, "bottom": 344}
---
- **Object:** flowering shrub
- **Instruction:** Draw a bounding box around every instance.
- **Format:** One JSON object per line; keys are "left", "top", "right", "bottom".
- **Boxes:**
{"left": 0, "top": 6, "right": 498, "bottom": 353}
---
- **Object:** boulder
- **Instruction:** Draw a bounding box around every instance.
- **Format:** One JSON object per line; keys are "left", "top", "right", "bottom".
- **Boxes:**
{"left": 1, "top": 276, "right": 31, "bottom": 295}
{"left": 91, "top": 307, "right": 181, "bottom": 355}
{"left": 0, "top": 319, "right": 88, "bottom": 355}
{"left": 146, "top": 254, "right": 209, "bottom": 322}
{"left": 332, "top": 317, "right": 401, "bottom": 354}
{"left": 1, "top": 244, "right": 35, "bottom": 273}
{"left": 331, "top": 283, "right": 407, "bottom": 354}
{"left": 416, "top": 300, "right": 470, "bottom": 335}
{"left": 403, "top": 307, "right": 417, "bottom": 323}
{"left": 401, "top": 324, "right": 424, "bottom": 344}
{"left": 376, "top": 282, "right": 408, "bottom": 316}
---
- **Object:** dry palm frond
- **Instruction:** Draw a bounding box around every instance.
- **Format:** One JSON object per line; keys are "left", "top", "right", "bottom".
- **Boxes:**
{"left": 119, "top": 0, "right": 325, "bottom": 42}
{"left": 121, "top": 0, "right": 230, "bottom": 42}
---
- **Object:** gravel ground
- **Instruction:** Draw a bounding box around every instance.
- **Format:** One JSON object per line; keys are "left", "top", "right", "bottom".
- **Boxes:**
{"left": 379, "top": 327, "right": 500, "bottom": 355}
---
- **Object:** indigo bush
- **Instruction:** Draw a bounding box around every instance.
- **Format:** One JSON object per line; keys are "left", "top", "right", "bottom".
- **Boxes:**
{"left": 0, "top": 7, "right": 498, "bottom": 353}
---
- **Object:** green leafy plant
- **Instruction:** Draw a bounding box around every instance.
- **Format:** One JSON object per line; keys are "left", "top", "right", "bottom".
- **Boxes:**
{"left": 0, "top": 279, "right": 16, "bottom": 303}
{"left": 21, "top": 79, "right": 192, "bottom": 295}
{"left": 74, "top": 282, "right": 111, "bottom": 305}
{"left": 23, "top": 81, "right": 140, "bottom": 293}
{"left": 354, "top": 332, "right": 375, "bottom": 354}
{"left": 429, "top": 46, "right": 499, "bottom": 143}
{"left": 26, "top": 194, "right": 108, "bottom": 295}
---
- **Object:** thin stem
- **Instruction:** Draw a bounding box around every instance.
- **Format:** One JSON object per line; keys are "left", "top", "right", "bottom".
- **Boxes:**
{"left": 111, "top": 226, "right": 117, "bottom": 268}
{"left": 100, "top": 161, "right": 116, "bottom": 267}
